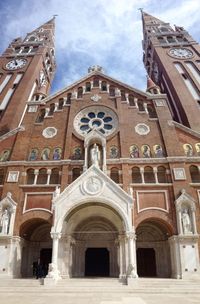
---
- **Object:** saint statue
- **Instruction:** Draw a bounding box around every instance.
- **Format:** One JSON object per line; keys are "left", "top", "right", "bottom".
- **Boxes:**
{"left": 182, "top": 209, "right": 192, "bottom": 234}
{"left": 90, "top": 144, "right": 100, "bottom": 167}
{"left": 0, "top": 209, "right": 10, "bottom": 235}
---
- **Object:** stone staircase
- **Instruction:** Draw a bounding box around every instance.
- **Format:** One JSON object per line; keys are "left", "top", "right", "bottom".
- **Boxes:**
{"left": 0, "top": 277, "right": 200, "bottom": 304}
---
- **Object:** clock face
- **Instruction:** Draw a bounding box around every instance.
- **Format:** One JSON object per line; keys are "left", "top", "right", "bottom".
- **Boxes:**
{"left": 5, "top": 58, "right": 27, "bottom": 70}
{"left": 168, "top": 48, "right": 193, "bottom": 59}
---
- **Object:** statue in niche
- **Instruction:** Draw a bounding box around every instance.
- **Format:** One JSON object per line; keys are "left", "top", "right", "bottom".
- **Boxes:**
{"left": 53, "top": 148, "right": 62, "bottom": 160}
{"left": 142, "top": 145, "right": 151, "bottom": 158}
{"left": 0, "top": 150, "right": 10, "bottom": 162}
{"left": 195, "top": 143, "right": 200, "bottom": 156}
{"left": 182, "top": 209, "right": 192, "bottom": 234}
{"left": 73, "top": 147, "right": 82, "bottom": 160}
{"left": 130, "top": 145, "right": 139, "bottom": 158}
{"left": 41, "top": 148, "right": 50, "bottom": 160}
{"left": 29, "top": 149, "right": 38, "bottom": 161}
{"left": 110, "top": 146, "right": 118, "bottom": 158}
{"left": 0, "top": 209, "right": 10, "bottom": 235}
{"left": 90, "top": 143, "right": 100, "bottom": 167}
{"left": 183, "top": 144, "right": 193, "bottom": 157}
{"left": 154, "top": 145, "right": 164, "bottom": 158}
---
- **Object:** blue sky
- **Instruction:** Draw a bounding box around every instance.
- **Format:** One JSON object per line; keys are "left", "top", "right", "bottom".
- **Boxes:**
{"left": 0, "top": 0, "right": 200, "bottom": 94}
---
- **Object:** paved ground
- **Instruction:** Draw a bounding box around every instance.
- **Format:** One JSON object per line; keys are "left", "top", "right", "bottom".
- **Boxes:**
{"left": 0, "top": 278, "right": 200, "bottom": 304}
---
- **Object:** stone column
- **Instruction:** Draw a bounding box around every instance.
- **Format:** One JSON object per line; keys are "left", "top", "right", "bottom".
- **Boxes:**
{"left": 191, "top": 206, "right": 197, "bottom": 234}
{"left": 46, "top": 231, "right": 62, "bottom": 281}
{"left": 126, "top": 231, "right": 138, "bottom": 279}
{"left": 140, "top": 167, "right": 145, "bottom": 184}
{"left": 34, "top": 169, "right": 39, "bottom": 184}
{"left": 84, "top": 145, "right": 88, "bottom": 171}
{"left": 118, "top": 235, "right": 124, "bottom": 279}
{"left": 153, "top": 167, "right": 158, "bottom": 184}
{"left": 102, "top": 144, "right": 107, "bottom": 172}
{"left": 47, "top": 169, "right": 52, "bottom": 185}
{"left": 176, "top": 206, "right": 183, "bottom": 235}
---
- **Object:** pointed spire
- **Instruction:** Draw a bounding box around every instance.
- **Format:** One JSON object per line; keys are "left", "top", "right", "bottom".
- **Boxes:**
{"left": 141, "top": 11, "right": 166, "bottom": 27}
{"left": 146, "top": 76, "right": 161, "bottom": 94}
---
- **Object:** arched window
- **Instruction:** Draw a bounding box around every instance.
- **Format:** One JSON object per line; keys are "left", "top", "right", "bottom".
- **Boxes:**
{"left": 157, "top": 166, "right": 167, "bottom": 183}
{"left": 86, "top": 82, "right": 91, "bottom": 92}
{"left": 93, "top": 77, "right": 99, "bottom": 87}
{"left": 144, "top": 166, "right": 155, "bottom": 183}
{"left": 138, "top": 101, "right": 145, "bottom": 111}
{"left": 28, "top": 36, "right": 36, "bottom": 42}
{"left": 48, "top": 104, "right": 55, "bottom": 116}
{"left": 157, "top": 37, "right": 166, "bottom": 44}
{"left": 58, "top": 98, "right": 64, "bottom": 110}
{"left": 101, "top": 81, "right": 107, "bottom": 91}
{"left": 132, "top": 167, "right": 142, "bottom": 183}
{"left": 167, "top": 36, "right": 176, "bottom": 43}
{"left": 121, "top": 90, "right": 126, "bottom": 101}
{"left": 50, "top": 168, "right": 60, "bottom": 184}
{"left": 67, "top": 93, "right": 72, "bottom": 104}
{"left": 0, "top": 169, "right": 5, "bottom": 184}
{"left": 27, "top": 169, "right": 35, "bottom": 184}
{"left": 129, "top": 94, "right": 135, "bottom": 106}
{"left": 190, "top": 165, "right": 200, "bottom": 183}
{"left": 110, "top": 167, "right": 120, "bottom": 183}
{"left": 72, "top": 168, "right": 81, "bottom": 182}
{"left": 147, "top": 104, "right": 157, "bottom": 118}
{"left": 37, "top": 168, "right": 48, "bottom": 184}
{"left": 109, "top": 85, "right": 115, "bottom": 96}
{"left": 36, "top": 109, "right": 45, "bottom": 123}
{"left": 77, "top": 87, "right": 83, "bottom": 98}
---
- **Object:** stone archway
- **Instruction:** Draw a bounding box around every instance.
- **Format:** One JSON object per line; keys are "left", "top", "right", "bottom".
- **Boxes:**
{"left": 57, "top": 203, "right": 127, "bottom": 278}
{"left": 136, "top": 220, "right": 172, "bottom": 278}
{"left": 20, "top": 219, "right": 52, "bottom": 277}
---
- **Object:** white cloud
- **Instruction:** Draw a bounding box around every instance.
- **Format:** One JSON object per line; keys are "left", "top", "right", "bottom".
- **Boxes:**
{"left": 0, "top": 0, "right": 200, "bottom": 93}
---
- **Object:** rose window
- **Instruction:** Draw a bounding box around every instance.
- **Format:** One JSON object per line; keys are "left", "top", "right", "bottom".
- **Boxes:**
{"left": 74, "top": 106, "right": 118, "bottom": 137}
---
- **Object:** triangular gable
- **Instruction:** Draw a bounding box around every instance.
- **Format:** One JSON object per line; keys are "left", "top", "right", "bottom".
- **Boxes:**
{"left": 52, "top": 165, "right": 133, "bottom": 233}
{"left": 175, "top": 189, "right": 196, "bottom": 209}
{"left": 40, "top": 70, "right": 156, "bottom": 105}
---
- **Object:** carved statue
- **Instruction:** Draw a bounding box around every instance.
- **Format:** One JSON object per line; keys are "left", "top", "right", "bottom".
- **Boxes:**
{"left": 182, "top": 209, "right": 192, "bottom": 234}
{"left": 0, "top": 209, "right": 10, "bottom": 234}
{"left": 90, "top": 144, "right": 100, "bottom": 167}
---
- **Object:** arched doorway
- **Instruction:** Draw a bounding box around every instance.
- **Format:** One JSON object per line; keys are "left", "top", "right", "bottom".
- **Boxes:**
{"left": 59, "top": 203, "right": 126, "bottom": 278}
{"left": 20, "top": 219, "right": 52, "bottom": 277}
{"left": 136, "top": 220, "right": 172, "bottom": 278}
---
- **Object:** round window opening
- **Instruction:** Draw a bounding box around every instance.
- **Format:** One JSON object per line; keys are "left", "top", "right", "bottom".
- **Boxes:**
{"left": 73, "top": 106, "right": 118, "bottom": 137}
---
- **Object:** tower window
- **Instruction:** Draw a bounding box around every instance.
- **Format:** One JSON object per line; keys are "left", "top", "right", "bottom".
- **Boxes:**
{"left": 77, "top": 87, "right": 83, "bottom": 98}
{"left": 129, "top": 94, "right": 135, "bottom": 106}
{"left": 85, "top": 82, "right": 91, "bottom": 92}
{"left": 121, "top": 90, "right": 126, "bottom": 101}
{"left": 110, "top": 167, "right": 120, "bottom": 183}
{"left": 72, "top": 168, "right": 81, "bottom": 181}
{"left": 48, "top": 104, "right": 55, "bottom": 116}
{"left": 101, "top": 81, "right": 107, "bottom": 91}
{"left": 67, "top": 93, "right": 72, "bottom": 104}
{"left": 132, "top": 167, "right": 142, "bottom": 183}
{"left": 109, "top": 85, "right": 115, "bottom": 96}
{"left": 93, "top": 77, "right": 99, "bottom": 87}
{"left": 36, "top": 109, "right": 45, "bottom": 123}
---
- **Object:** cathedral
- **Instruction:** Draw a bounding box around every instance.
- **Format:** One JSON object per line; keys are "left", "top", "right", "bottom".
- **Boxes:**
{"left": 0, "top": 11, "right": 200, "bottom": 283}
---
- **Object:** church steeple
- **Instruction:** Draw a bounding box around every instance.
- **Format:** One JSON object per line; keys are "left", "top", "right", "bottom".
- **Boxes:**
{"left": 141, "top": 11, "right": 200, "bottom": 132}
{"left": 0, "top": 18, "right": 56, "bottom": 135}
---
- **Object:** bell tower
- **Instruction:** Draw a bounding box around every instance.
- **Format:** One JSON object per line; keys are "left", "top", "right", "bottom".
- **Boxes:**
{"left": 141, "top": 11, "right": 200, "bottom": 131}
{"left": 0, "top": 18, "right": 56, "bottom": 135}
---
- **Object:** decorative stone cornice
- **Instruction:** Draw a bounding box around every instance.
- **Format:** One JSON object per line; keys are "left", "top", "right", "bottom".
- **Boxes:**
{"left": 0, "top": 126, "right": 25, "bottom": 142}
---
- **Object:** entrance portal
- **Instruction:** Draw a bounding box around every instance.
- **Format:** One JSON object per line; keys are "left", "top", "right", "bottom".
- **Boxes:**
{"left": 137, "top": 248, "right": 156, "bottom": 277}
{"left": 40, "top": 248, "right": 52, "bottom": 277}
{"left": 85, "top": 248, "right": 109, "bottom": 277}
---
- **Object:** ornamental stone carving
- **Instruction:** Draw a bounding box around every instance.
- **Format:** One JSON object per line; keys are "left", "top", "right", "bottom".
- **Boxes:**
{"left": 82, "top": 176, "right": 104, "bottom": 195}
{"left": 90, "top": 94, "right": 102, "bottom": 102}
{"left": 42, "top": 127, "right": 57, "bottom": 138}
{"left": 135, "top": 123, "right": 150, "bottom": 135}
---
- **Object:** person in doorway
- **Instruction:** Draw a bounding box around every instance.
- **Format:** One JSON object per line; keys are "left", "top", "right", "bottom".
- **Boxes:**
{"left": 35, "top": 258, "right": 44, "bottom": 279}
